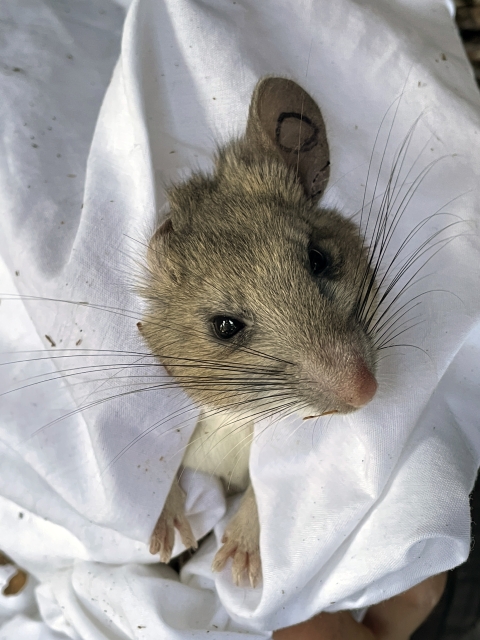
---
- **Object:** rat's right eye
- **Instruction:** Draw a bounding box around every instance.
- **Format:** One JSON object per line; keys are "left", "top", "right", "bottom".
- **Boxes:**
{"left": 211, "top": 316, "right": 245, "bottom": 340}
{"left": 308, "top": 247, "right": 331, "bottom": 276}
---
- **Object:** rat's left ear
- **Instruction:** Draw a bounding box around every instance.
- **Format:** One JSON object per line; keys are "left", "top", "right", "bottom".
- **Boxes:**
{"left": 245, "top": 77, "right": 330, "bottom": 203}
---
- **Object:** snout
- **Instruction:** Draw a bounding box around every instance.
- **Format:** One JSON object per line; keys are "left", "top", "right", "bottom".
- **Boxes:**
{"left": 303, "top": 355, "right": 377, "bottom": 413}
{"left": 340, "top": 361, "right": 377, "bottom": 408}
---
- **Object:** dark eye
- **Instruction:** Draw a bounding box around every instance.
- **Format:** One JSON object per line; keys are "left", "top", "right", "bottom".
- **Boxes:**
{"left": 308, "top": 247, "right": 330, "bottom": 276}
{"left": 211, "top": 316, "right": 245, "bottom": 340}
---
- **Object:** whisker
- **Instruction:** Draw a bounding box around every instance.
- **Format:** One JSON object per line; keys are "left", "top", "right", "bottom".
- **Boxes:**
{"left": 376, "top": 320, "right": 427, "bottom": 350}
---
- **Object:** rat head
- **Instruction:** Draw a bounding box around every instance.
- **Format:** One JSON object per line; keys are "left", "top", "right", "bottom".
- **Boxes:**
{"left": 140, "top": 78, "right": 377, "bottom": 422}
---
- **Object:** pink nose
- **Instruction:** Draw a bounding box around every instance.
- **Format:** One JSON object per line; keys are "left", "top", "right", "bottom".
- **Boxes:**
{"left": 342, "top": 362, "right": 377, "bottom": 408}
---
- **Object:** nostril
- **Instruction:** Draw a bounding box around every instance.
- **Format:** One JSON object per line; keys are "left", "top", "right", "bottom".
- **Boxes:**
{"left": 347, "top": 363, "right": 377, "bottom": 408}
{"left": 303, "top": 356, "right": 377, "bottom": 411}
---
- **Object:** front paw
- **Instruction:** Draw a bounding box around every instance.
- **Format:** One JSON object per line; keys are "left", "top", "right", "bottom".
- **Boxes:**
{"left": 211, "top": 485, "right": 261, "bottom": 587}
{"left": 149, "top": 481, "right": 197, "bottom": 563}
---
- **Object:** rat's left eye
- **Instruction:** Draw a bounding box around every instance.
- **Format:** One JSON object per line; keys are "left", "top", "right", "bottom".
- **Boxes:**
{"left": 211, "top": 316, "right": 245, "bottom": 340}
{"left": 308, "top": 247, "right": 331, "bottom": 276}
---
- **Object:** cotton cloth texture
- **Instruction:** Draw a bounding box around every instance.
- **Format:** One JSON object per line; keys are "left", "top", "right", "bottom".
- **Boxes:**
{"left": 1, "top": 0, "right": 480, "bottom": 638}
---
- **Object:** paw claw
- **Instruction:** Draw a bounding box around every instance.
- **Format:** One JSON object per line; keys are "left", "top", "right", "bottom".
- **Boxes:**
{"left": 211, "top": 541, "right": 234, "bottom": 573}
{"left": 212, "top": 535, "right": 261, "bottom": 588}
{"left": 150, "top": 481, "right": 197, "bottom": 563}
{"left": 247, "top": 552, "right": 262, "bottom": 588}
{"left": 232, "top": 550, "right": 248, "bottom": 586}
{"left": 174, "top": 516, "right": 198, "bottom": 551}
{"left": 150, "top": 514, "right": 176, "bottom": 562}
{"left": 212, "top": 486, "right": 262, "bottom": 587}
{"left": 149, "top": 538, "right": 160, "bottom": 555}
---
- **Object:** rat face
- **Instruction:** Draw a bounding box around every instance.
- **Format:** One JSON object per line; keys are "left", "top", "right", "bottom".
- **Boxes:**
{"left": 140, "top": 79, "right": 377, "bottom": 422}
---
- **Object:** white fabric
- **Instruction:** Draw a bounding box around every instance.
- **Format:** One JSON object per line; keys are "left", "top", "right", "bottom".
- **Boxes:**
{"left": 1, "top": 0, "right": 480, "bottom": 637}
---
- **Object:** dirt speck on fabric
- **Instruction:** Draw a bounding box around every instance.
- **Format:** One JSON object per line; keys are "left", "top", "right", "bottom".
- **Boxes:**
{"left": 45, "top": 334, "right": 56, "bottom": 347}
{"left": 3, "top": 569, "right": 28, "bottom": 596}
{"left": 76, "top": 339, "right": 82, "bottom": 346}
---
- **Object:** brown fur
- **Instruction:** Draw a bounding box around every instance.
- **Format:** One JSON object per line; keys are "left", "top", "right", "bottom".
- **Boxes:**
{"left": 140, "top": 145, "right": 376, "bottom": 418}
{"left": 140, "top": 78, "right": 378, "bottom": 586}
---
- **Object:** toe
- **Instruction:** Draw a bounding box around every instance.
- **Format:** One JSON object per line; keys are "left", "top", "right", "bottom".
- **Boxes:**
{"left": 159, "top": 522, "right": 175, "bottom": 563}
{"left": 149, "top": 535, "right": 161, "bottom": 555}
{"left": 212, "top": 540, "right": 237, "bottom": 573}
{"left": 150, "top": 515, "right": 175, "bottom": 563}
{"left": 232, "top": 550, "right": 248, "bottom": 586}
{"left": 150, "top": 519, "right": 167, "bottom": 555}
{"left": 174, "top": 516, "right": 197, "bottom": 551}
{"left": 248, "top": 552, "right": 262, "bottom": 588}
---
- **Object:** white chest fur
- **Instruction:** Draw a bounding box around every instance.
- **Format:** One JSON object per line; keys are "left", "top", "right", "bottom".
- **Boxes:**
{"left": 182, "top": 411, "right": 253, "bottom": 493}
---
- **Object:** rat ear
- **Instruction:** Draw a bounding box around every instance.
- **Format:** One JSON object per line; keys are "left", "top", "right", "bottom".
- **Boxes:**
{"left": 245, "top": 77, "right": 330, "bottom": 202}
{"left": 147, "top": 218, "right": 173, "bottom": 267}
{"left": 166, "top": 173, "right": 217, "bottom": 229}
{"left": 146, "top": 217, "right": 183, "bottom": 285}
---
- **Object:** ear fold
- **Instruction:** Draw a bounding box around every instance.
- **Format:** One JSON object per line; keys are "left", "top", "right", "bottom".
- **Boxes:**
{"left": 246, "top": 77, "right": 330, "bottom": 202}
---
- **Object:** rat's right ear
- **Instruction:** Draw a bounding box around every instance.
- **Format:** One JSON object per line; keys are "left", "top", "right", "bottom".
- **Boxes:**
{"left": 147, "top": 217, "right": 174, "bottom": 270}
{"left": 146, "top": 216, "right": 182, "bottom": 285}
{"left": 149, "top": 217, "right": 173, "bottom": 249}
{"left": 245, "top": 77, "right": 330, "bottom": 203}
